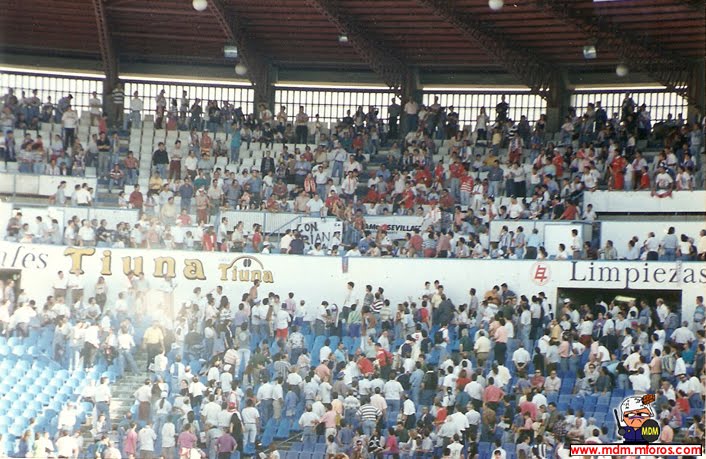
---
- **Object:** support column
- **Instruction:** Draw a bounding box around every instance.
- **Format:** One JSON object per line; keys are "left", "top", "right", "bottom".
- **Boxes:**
{"left": 687, "top": 59, "right": 705, "bottom": 124}
{"left": 545, "top": 70, "right": 570, "bottom": 135}
{"left": 91, "top": 0, "right": 119, "bottom": 127}
{"left": 253, "top": 64, "right": 276, "bottom": 117}
{"left": 400, "top": 68, "right": 422, "bottom": 137}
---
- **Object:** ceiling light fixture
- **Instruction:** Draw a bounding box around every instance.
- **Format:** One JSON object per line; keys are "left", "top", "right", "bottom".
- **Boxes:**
{"left": 338, "top": 34, "right": 349, "bottom": 43}
{"left": 235, "top": 63, "right": 248, "bottom": 76}
{"left": 223, "top": 45, "right": 239, "bottom": 59}
{"left": 616, "top": 63, "right": 629, "bottom": 77}
{"left": 488, "top": 0, "right": 504, "bottom": 11}
{"left": 192, "top": 0, "right": 208, "bottom": 11}
{"left": 582, "top": 45, "right": 597, "bottom": 60}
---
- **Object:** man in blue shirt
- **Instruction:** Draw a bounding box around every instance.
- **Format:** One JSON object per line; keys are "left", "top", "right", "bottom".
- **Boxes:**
{"left": 248, "top": 170, "right": 263, "bottom": 207}
{"left": 525, "top": 228, "right": 541, "bottom": 259}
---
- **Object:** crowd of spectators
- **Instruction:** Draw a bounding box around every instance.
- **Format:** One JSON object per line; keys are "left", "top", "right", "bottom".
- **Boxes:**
{"left": 0, "top": 265, "right": 704, "bottom": 458}
{"left": 6, "top": 198, "right": 706, "bottom": 262}
{"left": 2, "top": 87, "right": 704, "bottom": 199}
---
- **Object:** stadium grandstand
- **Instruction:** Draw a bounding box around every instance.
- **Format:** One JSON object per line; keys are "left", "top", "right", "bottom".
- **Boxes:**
{"left": 0, "top": 0, "right": 704, "bottom": 458}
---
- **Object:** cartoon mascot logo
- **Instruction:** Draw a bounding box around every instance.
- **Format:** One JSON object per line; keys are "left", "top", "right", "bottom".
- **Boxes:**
{"left": 614, "top": 394, "right": 661, "bottom": 444}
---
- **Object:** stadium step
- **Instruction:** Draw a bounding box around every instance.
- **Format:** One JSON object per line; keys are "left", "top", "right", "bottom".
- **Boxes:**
{"left": 80, "top": 352, "right": 149, "bottom": 448}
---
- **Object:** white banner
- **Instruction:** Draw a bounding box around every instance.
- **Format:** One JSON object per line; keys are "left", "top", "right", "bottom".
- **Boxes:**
{"left": 364, "top": 216, "right": 425, "bottom": 239}
{"left": 0, "top": 242, "right": 702, "bottom": 325}
{"left": 287, "top": 217, "right": 343, "bottom": 248}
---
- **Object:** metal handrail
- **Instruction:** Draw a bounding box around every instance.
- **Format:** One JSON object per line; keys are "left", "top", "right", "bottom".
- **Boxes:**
{"left": 264, "top": 213, "right": 305, "bottom": 238}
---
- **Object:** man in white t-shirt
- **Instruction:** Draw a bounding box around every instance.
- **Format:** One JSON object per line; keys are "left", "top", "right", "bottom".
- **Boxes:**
{"left": 55, "top": 430, "right": 78, "bottom": 459}
{"left": 653, "top": 165, "right": 674, "bottom": 197}
{"left": 78, "top": 220, "right": 96, "bottom": 247}
{"left": 403, "top": 98, "right": 419, "bottom": 134}
{"left": 61, "top": 105, "right": 79, "bottom": 151}
{"left": 128, "top": 91, "right": 144, "bottom": 129}
{"left": 511, "top": 344, "right": 531, "bottom": 372}
{"left": 274, "top": 305, "right": 291, "bottom": 339}
{"left": 89, "top": 91, "right": 102, "bottom": 126}
{"left": 581, "top": 166, "right": 597, "bottom": 191}
{"left": 382, "top": 375, "right": 404, "bottom": 413}
{"left": 76, "top": 186, "right": 92, "bottom": 206}
{"left": 241, "top": 399, "right": 261, "bottom": 445}
{"left": 305, "top": 193, "right": 325, "bottom": 217}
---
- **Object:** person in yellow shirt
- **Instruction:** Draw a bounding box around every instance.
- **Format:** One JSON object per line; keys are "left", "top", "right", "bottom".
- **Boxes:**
{"left": 142, "top": 320, "right": 165, "bottom": 373}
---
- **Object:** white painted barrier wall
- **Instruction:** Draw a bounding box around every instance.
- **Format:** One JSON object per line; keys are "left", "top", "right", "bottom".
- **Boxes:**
{"left": 599, "top": 221, "right": 706, "bottom": 258}
{"left": 0, "top": 203, "right": 140, "bottom": 239}
{"left": 489, "top": 220, "right": 593, "bottom": 243}
{"left": 0, "top": 173, "right": 97, "bottom": 197}
{"left": 584, "top": 190, "right": 706, "bottom": 213}
{"left": 0, "top": 242, "right": 702, "bottom": 326}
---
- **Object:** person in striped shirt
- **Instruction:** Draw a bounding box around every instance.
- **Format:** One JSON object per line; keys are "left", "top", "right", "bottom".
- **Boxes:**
{"left": 356, "top": 398, "right": 382, "bottom": 437}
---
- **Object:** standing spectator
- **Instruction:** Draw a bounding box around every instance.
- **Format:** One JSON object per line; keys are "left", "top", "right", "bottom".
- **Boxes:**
{"left": 124, "top": 151, "right": 138, "bottom": 186}
{"left": 89, "top": 91, "right": 102, "bottom": 126}
{"left": 137, "top": 422, "right": 156, "bottom": 459}
{"left": 117, "top": 324, "right": 139, "bottom": 374}
{"left": 161, "top": 417, "right": 176, "bottom": 459}
{"left": 152, "top": 142, "right": 169, "bottom": 179}
{"left": 170, "top": 140, "right": 183, "bottom": 180}
{"left": 61, "top": 105, "right": 78, "bottom": 151}
{"left": 134, "top": 379, "right": 153, "bottom": 423}
{"left": 295, "top": 106, "right": 310, "bottom": 144}
{"left": 129, "top": 185, "right": 144, "bottom": 210}
{"left": 143, "top": 320, "right": 165, "bottom": 371}
{"left": 55, "top": 430, "right": 79, "bottom": 459}
{"left": 216, "top": 427, "right": 237, "bottom": 459}
{"left": 128, "top": 91, "right": 143, "bottom": 129}
{"left": 94, "top": 376, "right": 112, "bottom": 432}
{"left": 111, "top": 83, "right": 125, "bottom": 128}
{"left": 96, "top": 132, "right": 112, "bottom": 179}
{"left": 240, "top": 399, "right": 260, "bottom": 448}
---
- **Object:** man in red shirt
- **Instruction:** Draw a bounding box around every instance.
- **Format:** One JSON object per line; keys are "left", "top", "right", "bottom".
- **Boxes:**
{"left": 433, "top": 400, "right": 448, "bottom": 426}
{"left": 128, "top": 185, "right": 143, "bottom": 209}
{"left": 483, "top": 377, "right": 505, "bottom": 410}
{"left": 124, "top": 151, "right": 138, "bottom": 186}
{"left": 559, "top": 201, "right": 578, "bottom": 220}
{"left": 460, "top": 172, "right": 474, "bottom": 207}
{"left": 363, "top": 185, "right": 380, "bottom": 204}
{"left": 202, "top": 226, "right": 217, "bottom": 251}
{"left": 398, "top": 183, "right": 415, "bottom": 212}
{"left": 356, "top": 354, "right": 374, "bottom": 377}
{"left": 409, "top": 230, "right": 423, "bottom": 256}
{"left": 375, "top": 343, "right": 393, "bottom": 379}
{"left": 449, "top": 157, "right": 465, "bottom": 200}
{"left": 415, "top": 166, "right": 431, "bottom": 187}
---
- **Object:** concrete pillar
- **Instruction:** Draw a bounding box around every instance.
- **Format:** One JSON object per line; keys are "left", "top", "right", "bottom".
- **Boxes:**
{"left": 687, "top": 58, "right": 705, "bottom": 125}
{"left": 253, "top": 65, "right": 276, "bottom": 117}
{"left": 400, "top": 68, "right": 421, "bottom": 137}
{"left": 545, "top": 71, "right": 571, "bottom": 134}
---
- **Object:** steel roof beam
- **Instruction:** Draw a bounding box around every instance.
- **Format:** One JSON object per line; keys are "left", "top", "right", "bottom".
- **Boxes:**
{"left": 533, "top": 0, "right": 695, "bottom": 102}
{"left": 414, "top": 0, "right": 559, "bottom": 100}
{"left": 206, "top": 0, "right": 272, "bottom": 104}
{"left": 305, "top": 0, "right": 414, "bottom": 96}
{"left": 91, "top": 0, "right": 118, "bottom": 89}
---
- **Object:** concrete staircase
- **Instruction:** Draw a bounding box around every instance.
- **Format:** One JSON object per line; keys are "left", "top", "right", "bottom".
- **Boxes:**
{"left": 80, "top": 352, "right": 148, "bottom": 448}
